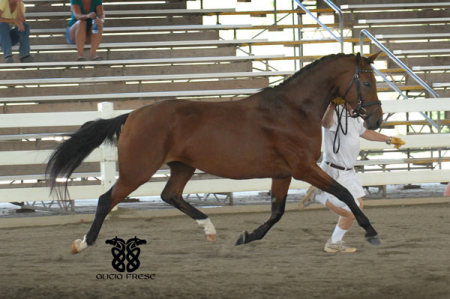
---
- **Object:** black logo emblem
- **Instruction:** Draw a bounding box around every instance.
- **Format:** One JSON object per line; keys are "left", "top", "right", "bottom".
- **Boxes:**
{"left": 105, "top": 236, "right": 147, "bottom": 272}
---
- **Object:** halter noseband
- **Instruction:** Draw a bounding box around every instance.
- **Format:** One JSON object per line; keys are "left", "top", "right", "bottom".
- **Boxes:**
{"left": 341, "top": 57, "right": 382, "bottom": 119}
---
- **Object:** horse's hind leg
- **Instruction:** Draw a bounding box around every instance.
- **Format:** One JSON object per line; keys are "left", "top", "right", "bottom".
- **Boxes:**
{"left": 300, "top": 164, "right": 380, "bottom": 245}
{"left": 72, "top": 177, "right": 146, "bottom": 253}
{"left": 236, "top": 177, "right": 291, "bottom": 245}
{"left": 161, "top": 161, "right": 217, "bottom": 242}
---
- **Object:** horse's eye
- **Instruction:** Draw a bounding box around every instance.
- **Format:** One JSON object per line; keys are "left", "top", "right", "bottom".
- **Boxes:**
{"left": 363, "top": 82, "right": 371, "bottom": 87}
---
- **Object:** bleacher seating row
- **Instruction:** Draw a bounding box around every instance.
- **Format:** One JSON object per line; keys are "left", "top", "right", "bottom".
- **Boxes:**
{"left": 329, "top": 0, "right": 450, "bottom": 98}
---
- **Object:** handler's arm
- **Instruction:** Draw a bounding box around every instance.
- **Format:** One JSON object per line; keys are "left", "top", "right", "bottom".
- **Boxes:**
{"left": 96, "top": 5, "right": 104, "bottom": 21}
{"left": 361, "top": 130, "right": 389, "bottom": 142}
{"left": 17, "top": 0, "right": 25, "bottom": 22}
{"left": 321, "top": 104, "right": 335, "bottom": 128}
{"left": 71, "top": 5, "right": 96, "bottom": 20}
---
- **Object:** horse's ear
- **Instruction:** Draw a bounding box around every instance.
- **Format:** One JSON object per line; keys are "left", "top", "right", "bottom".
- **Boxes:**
{"left": 368, "top": 51, "right": 382, "bottom": 63}
{"left": 355, "top": 52, "right": 363, "bottom": 66}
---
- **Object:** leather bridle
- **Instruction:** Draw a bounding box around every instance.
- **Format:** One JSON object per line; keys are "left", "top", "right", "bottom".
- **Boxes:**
{"left": 341, "top": 57, "right": 382, "bottom": 119}
{"left": 332, "top": 56, "right": 382, "bottom": 154}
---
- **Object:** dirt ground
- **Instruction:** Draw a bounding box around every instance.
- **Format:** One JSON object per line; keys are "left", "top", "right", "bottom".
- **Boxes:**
{"left": 1, "top": 203, "right": 449, "bottom": 299}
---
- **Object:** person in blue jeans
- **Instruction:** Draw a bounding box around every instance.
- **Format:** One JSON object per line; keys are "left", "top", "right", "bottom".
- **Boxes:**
{"left": 0, "top": 0, "right": 32, "bottom": 63}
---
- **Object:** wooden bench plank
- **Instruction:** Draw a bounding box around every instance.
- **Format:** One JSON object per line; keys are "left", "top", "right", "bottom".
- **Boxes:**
{"left": 432, "top": 83, "right": 450, "bottom": 88}
{"left": 355, "top": 157, "right": 450, "bottom": 167}
{"left": 375, "top": 33, "right": 450, "bottom": 39}
{"left": 382, "top": 98, "right": 450, "bottom": 112}
{"left": 394, "top": 49, "right": 450, "bottom": 55}
{"left": 23, "top": 39, "right": 267, "bottom": 51}
{"left": 25, "top": 8, "right": 235, "bottom": 18}
{"left": 359, "top": 17, "right": 450, "bottom": 24}
{"left": 0, "top": 88, "right": 261, "bottom": 103}
{"left": 413, "top": 65, "right": 450, "bottom": 71}
{"left": 30, "top": 23, "right": 331, "bottom": 34}
{"left": 0, "top": 55, "right": 284, "bottom": 68}
{"left": 25, "top": 8, "right": 334, "bottom": 18}
{"left": 0, "top": 71, "right": 292, "bottom": 86}
{"left": 341, "top": 3, "right": 450, "bottom": 10}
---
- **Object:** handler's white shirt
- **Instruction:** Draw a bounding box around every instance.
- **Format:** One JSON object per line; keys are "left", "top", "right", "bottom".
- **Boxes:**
{"left": 316, "top": 107, "right": 366, "bottom": 210}
{"left": 322, "top": 107, "right": 366, "bottom": 169}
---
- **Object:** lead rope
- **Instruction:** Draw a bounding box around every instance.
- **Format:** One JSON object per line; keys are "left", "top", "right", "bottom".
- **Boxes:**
{"left": 332, "top": 104, "right": 349, "bottom": 154}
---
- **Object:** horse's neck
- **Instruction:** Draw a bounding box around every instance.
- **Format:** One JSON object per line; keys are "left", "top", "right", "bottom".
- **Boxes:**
{"left": 287, "top": 65, "right": 342, "bottom": 119}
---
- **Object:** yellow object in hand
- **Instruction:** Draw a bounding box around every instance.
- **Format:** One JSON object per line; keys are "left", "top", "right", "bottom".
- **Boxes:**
{"left": 332, "top": 97, "right": 345, "bottom": 106}
{"left": 389, "top": 137, "right": 405, "bottom": 149}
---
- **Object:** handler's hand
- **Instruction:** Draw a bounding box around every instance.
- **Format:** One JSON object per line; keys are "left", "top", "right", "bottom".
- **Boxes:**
{"left": 87, "top": 12, "right": 97, "bottom": 19}
{"left": 389, "top": 137, "right": 405, "bottom": 149}
{"left": 331, "top": 97, "right": 345, "bottom": 106}
{"left": 15, "top": 20, "right": 24, "bottom": 31}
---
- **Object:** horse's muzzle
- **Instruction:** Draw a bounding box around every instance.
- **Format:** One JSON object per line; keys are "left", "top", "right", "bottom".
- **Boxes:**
{"left": 365, "top": 116, "right": 382, "bottom": 130}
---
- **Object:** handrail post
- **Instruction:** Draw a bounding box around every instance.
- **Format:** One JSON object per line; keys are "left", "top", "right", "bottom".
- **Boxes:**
{"left": 294, "top": 0, "right": 343, "bottom": 51}
{"left": 98, "top": 102, "right": 117, "bottom": 199}
{"left": 274, "top": 0, "right": 278, "bottom": 25}
{"left": 359, "top": 29, "right": 439, "bottom": 99}
{"left": 324, "top": 0, "right": 344, "bottom": 53}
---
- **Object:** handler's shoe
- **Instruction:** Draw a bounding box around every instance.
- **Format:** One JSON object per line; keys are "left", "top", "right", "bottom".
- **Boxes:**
{"left": 324, "top": 239, "right": 357, "bottom": 253}
{"left": 299, "top": 186, "right": 318, "bottom": 209}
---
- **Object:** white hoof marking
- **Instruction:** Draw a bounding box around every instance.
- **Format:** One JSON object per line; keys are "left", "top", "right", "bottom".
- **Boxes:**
{"left": 196, "top": 218, "right": 217, "bottom": 235}
{"left": 72, "top": 235, "right": 88, "bottom": 254}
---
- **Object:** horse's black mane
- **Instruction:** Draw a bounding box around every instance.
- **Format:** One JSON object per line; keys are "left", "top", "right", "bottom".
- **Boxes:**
{"left": 267, "top": 53, "right": 358, "bottom": 91}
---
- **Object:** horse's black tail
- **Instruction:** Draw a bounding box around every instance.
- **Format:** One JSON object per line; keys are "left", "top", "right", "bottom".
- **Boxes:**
{"left": 46, "top": 113, "right": 129, "bottom": 199}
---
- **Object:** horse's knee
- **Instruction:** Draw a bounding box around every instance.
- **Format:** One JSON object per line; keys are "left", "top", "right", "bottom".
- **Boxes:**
{"left": 271, "top": 210, "right": 284, "bottom": 223}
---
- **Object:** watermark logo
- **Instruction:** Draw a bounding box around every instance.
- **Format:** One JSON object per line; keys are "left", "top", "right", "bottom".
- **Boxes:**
{"left": 96, "top": 236, "right": 155, "bottom": 280}
{"left": 105, "top": 236, "right": 146, "bottom": 272}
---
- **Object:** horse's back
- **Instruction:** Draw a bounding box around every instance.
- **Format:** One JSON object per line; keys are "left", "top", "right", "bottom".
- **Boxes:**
{"left": 119, "top": 99, "right": 292, "bottom": 179}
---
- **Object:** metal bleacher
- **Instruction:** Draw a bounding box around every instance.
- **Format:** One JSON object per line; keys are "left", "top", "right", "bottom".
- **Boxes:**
{"left": 338, "top": 0, "right": 450, "bottom": 99}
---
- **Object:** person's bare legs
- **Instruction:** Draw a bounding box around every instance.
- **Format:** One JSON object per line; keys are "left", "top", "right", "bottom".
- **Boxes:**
{"left": 89, "top": 23, "right": 103, "bottom": 59}
{"left": 334, "top": 198, "right": 363, "bottom": 230}
{"left": 70, "top": 20, "right": 87, "bottom": 59}
{"left": 324, "top": 198, "right": 363, "bottom": 252}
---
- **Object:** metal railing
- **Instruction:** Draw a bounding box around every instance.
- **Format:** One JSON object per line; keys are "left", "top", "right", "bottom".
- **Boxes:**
{"left": 359, "top": 29, "right": 441, "bottom": 131}
{"left": 294, "top": 0, "right": 344, "bottom": 52}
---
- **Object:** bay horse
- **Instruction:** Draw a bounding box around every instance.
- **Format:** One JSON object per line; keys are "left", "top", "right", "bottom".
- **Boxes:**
{"left": 46, "top": 53, "right": 383, "bottom": 253}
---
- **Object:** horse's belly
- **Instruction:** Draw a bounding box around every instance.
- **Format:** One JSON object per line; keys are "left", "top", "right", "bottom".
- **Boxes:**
{"left": 184, "top": 148, "right": 291, "bottom": 180}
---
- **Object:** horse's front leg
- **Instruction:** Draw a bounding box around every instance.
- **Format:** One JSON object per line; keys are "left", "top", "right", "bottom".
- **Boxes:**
{"left": 299, "top": 164, "right": 380, "bottom": 245}
{"left": 236, "top": 177, "right": 291, "bottom": 245}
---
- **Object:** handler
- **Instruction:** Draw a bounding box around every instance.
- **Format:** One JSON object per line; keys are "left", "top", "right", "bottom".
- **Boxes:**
{"left": 307, "top": 98, "right": 405, "bottom": 253}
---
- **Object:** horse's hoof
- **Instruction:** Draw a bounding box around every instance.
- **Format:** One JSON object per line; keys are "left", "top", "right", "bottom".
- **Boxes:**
{"left": 206, "top": 234, "right": 217, "bottom": 242}
{"left": 235, "top": 231, "right": 249, "bottom": 246}
{"left": 71, "top": 236, "right": 88, "bottom": 254}
{"left": 365, "top": 234, "right": 381, "bottom": 246}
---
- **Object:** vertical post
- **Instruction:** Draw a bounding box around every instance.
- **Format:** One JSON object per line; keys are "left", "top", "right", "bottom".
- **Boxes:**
{"left": 297, "top": 13, "right": 303, "bottom": 69}
{"left": 98, "top": 102, "right": 117, "bottom": 208}
{"left": 273, "top": 0, "right": 277, "bottom": 25}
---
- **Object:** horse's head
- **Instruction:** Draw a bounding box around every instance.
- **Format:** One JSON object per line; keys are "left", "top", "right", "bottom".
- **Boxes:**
{"left": 105, "top": 236, "right": 126, "bottom": 247}
{"left": 336, "top": 52, "right": 383, "bottom": 130}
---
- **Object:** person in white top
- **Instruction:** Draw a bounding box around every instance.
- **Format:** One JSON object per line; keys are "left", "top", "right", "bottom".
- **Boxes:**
{"left": 313, "top": 99, "right": 404, "bottom": 253}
